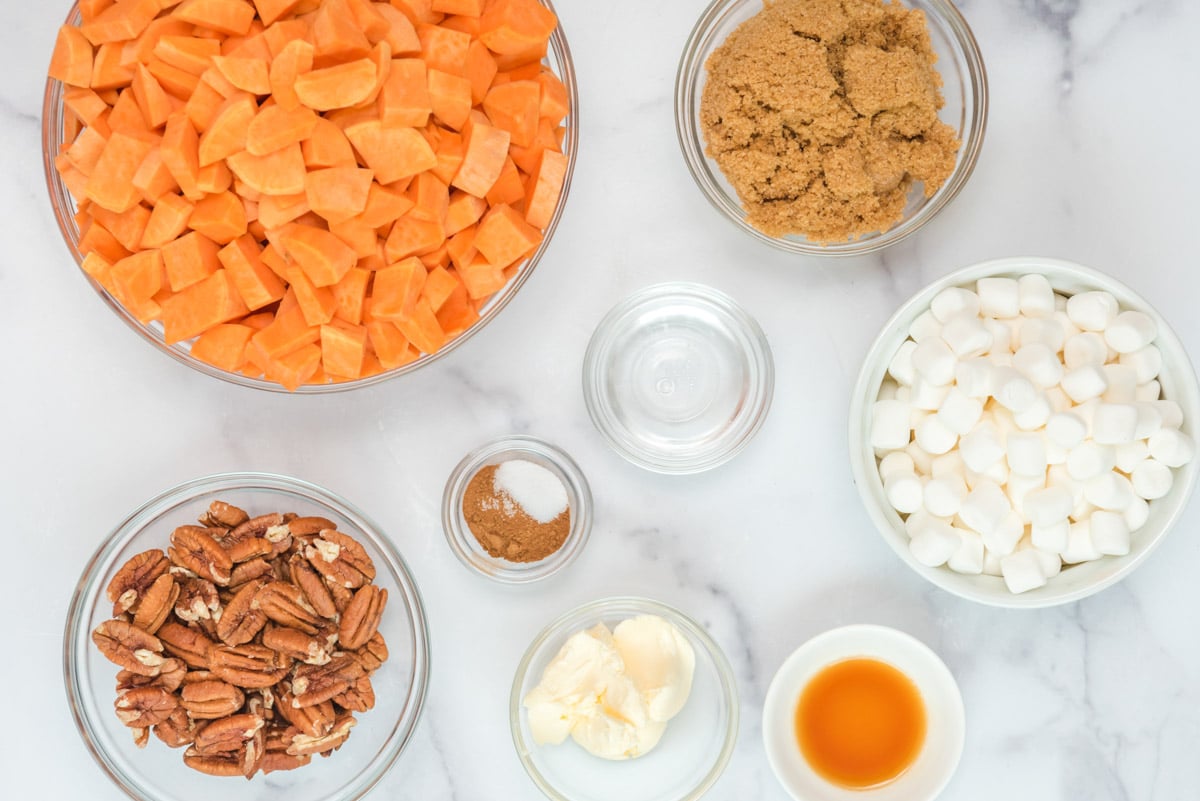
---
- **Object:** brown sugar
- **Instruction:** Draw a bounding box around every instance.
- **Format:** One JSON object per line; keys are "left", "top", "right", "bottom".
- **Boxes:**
{"left": 463, "top": 464, "right": 571, "bottom": 563}
{"left": 699, "top": 0, "right": 960, "bottom": 243}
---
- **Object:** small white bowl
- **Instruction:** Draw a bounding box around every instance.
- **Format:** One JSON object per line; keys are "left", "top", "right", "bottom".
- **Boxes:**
{"left": 762, "top": 625, "right": 964, "bottom": 801}
{"left": 849, "top": 257, "right": 1200, "bottom": 608}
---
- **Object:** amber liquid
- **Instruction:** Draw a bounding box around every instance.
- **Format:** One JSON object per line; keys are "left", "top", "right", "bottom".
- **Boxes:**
{"left": 794, "top": 658, "right": 927, "bottom": 789}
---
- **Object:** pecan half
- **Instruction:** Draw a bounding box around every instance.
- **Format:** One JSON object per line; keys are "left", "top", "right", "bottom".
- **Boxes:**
{"left": 92, "top": 620, "right": 165, "bottom": 676}
{"left": 227, "top": 537, "right": 273, "bottom": 564}
{"left": 114, "top": 686, "right": 179, "bottom": 728}
{"left": 116, "top": 658, "right": 185, "bottom": 694}
{"left": 338, "top": 585, "right": 387, "bottom": 650}
{"left": 169, "top": 526, "right": 233, "bottom": 586}
{"left": 215, "top": 579, "right": 268, "bottom": 646}
{"left": 174, "top": 577, "right": 220, "bottom": 624}
{"left": 262, "top": 724, "right": 311, "bottom": 774}
{"left": 255, "top": 581, "right": 323, "bottom": 634}
{"left": 194, "top": 713, "right": 265, "bottom": 755}
{"left": 156, "top": 621, "right": 215, "bottom": 669}
{"left": 106, "top": 549, "right": 170, "bottom": 616}
{"left": 154, "top": 706, "right": 198, "bottom": 748}
{"left": 131, "top": 574, "right": 179, "bottom": 635}
{"left": 333, "top": 674, "right": 375, "bottom": 713}
{"left": 181, "top": 680, "right": 245, "bottom": 720}
{"left": 182, "top": 748, "right": 244, "bottom": 777}
{"left": 286, "top": 713, "right": 356, "bottom": 757}
{"left": 289, "top": 655, "right": 363, "bottom": 708}
{"left": 228, "top": 558, "right": 274, "bottom": 591}
{"left": 210, "top": 644, "right": 292, "bottom": 689}
{"left": 262, "top": 625, "right": 333, "bottom": 666}
{"left": 353, "top": 632, "right": 389, "bottom": 673}
{"left": 288, "top": 555, "right": 338, "bottom": 619}
{"left": 304, "top": 530, "right": 375, "bottom": 589}
{"left": 200, "top": 501, "right": 249, "bottom": 529}
{"left": 275, "top": 687, "right": 335, "bottom": 737}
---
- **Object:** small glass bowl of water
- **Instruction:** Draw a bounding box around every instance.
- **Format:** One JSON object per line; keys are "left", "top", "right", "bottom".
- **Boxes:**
{"left": 582, "top": 282, "right": 774, "bottom": 474}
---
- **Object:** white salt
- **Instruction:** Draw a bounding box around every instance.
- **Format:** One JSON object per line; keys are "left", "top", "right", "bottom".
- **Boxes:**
{"left": 494, "top": 459, "right": 569, "bottom": 523}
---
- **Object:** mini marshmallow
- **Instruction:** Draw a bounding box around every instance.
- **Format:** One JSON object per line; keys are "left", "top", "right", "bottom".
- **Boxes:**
{"left": 1062, "top": 520, "right": 1101, "bottom": 564}
{"left": 1101, "top": 364, "right": 1138, "bottom": 404}
{"left": 910, "top": 375, "right": 951, "bottom": 411}
{"left": 955, "top": 358, "right": 995, "bottom": 399}
{"left": 1084, "top": 472, "right": 1134, "bottom": 511}
{"left": 878, "top": 451, "right": 916, "bottom": 481}
{"left": 982, "top": 511, "right": 1024, "bottom": 556}
{"left": 1066, "top": 290, "right": 1119, "bottom": 332}
{"left": 1091, "top": 403, "right": 1138, "bottom": 445}
{"left": 1001, "top": 549, "right": 1047, "bottom": 594}
{"left": 941, "top": 316, "right": 993, "bottom": 359}
{"left": 1063, "top": 332, "right": 1109, "bottom": 370}
{"left": 959, "top": 422, "right": 1006, "bottom": 473}
{"left": 1013, "top": 343, "right": 1063, "bottom": 388}
{"left": 1046, "top": 411, "right": 1087, "bottom": 449}
{"left": 870, "top": 400, "right": 912, "bottom": 451}
{"left": 1070, "top": 498, "right": 1096, "bottom": 524}
{"left": 1124, "top": 495, "right": 1150, "bottom": 532}
{"left": 1135, "top": 381, "right": 1162, "bottom": 402}
{"left": 1114, "top": 440, "right": 1149, "bottom": 474}
{"left": 1031, "top": 519, "right": 1069, "bottom": 553}
{"left": 909, "top": 309, "right": 943, "bottom": 342}
{"left": 905, "top": 442, "right": 935, "bottom": 475}
{"left": 1066, "top": 441, "right": 1116, "bottom": 481}
{"left": 1131, "top": 458, "right": 1174, "bottom": 500}
{"left": 947, "top": 529, "right": 985, "bottom": 574}
{"left": 1013, "top": 393, "right": 1053, "bottom": 431}
{"left": 1033, "top": 548, "right": 1063, "bottom": 579}
{"left": 959, "top": 480, "right": 1012, "bottom": 537}
{"left": 887, "top": 340, "right": 918, "bottom": 387}
{"left": 886, "top": 473, "right": 925, "bottom": 514}
{"left": 992, "top": 368, "right": 1039, "bottom": 412}
{"left": 1120, "top": 345, "right": 1162, "bottom": 385}
{"left": 977, "top": 277, "right": 1021, "bottom": 318}
{"left": 1060, "top": 365, "right": 1109, "bottom": 403}
{"left": 904, "top": 508, "right": 939, "bottom": 539}
{"left": 1130, "top": 403, "right": 1163, "bottom": 442}
{"left": 915, "top": 415, "right": 958, "bottom": 455}
{"left": 978, "top": 458, "right": 1011, "bottom": 487}
{"left": 1024, "top": 486, "right": 1073, "bottom": 528}
{"left": 983, "top": 318, "right": 1014, "bottom": 355}
{"left": 937, "top": 388, "right": 984, "bottom": 435}
{"left": 1089, "top": 510, "right": 1131, "bottom": 556}
{"left": 1148, "top": 428, "right": 1195, "bottom": 468}
{"left": 982, "top": 548, "right": 1004, "bottom": 577}
{"left": 1151, "top": 400, "right": 1184, "bottom": 430}
{"left": 1018, "top": 274, "right": 1056, "bottom": 317}
{"left": 912, "top": 337, "right": 957, "bottom": 386}
{"left": 909, "top": 521, "right": 962, "bottom": 567}
{"left": 1018, "top": 317, "right": 1066, "bottom": 352}
{"left": 1007, "top": 471, "right": 1046, "bottom": 520}
{"left": 925, "top": 476, "right": 968, "bottom": 518}
{"left": 1104, "top": 310, "right": 1157, "bottom": 354}
{"left": 931, "top": 287, "right": 981, "bottom": 323}
{"left": 931, "top": 450, "right": 965, "bottom": 479}
{"left": 1007, "top": 432, "right": 1048, "bottom": 477}
{"left": 1045, "top": 438, "right": 1069, "bottom": 466}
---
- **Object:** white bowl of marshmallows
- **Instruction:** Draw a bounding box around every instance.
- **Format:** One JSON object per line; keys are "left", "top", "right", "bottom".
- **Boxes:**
{"left": 850, "top": 257, "right": 1200, "bottom": 608}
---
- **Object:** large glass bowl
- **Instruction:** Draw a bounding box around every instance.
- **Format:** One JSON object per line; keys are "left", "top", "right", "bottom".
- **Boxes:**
{"left": 42, "top": 1, "right": 578, "bottom": 392}
{"left": 675, "top": 0, "right": 987, "bottom": 256}
{"left": 511, "top": 597, "right": 739, "bottom": 801}
{"left": 63, "top": 472, "right": 430, "bottom": 801}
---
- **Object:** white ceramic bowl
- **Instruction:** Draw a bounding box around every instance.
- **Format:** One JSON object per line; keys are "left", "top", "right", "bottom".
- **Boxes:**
{"left": 762, "top": 625, "right": 964, "bottom": 801}
{"left": 849, "top": 257, "right": 1200, "bottom": 608}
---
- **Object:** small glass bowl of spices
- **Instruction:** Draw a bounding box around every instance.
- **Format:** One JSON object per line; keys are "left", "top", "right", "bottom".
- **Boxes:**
{"left": 442, "top": 436, "right": 593, "bottom": 583}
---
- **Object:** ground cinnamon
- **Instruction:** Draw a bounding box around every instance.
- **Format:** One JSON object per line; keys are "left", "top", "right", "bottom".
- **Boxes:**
{"left": 699, "top": 0, "right": 960, "bottom": 243}
{"left": 463, "top": 464, "right": 570, "bottom": 563}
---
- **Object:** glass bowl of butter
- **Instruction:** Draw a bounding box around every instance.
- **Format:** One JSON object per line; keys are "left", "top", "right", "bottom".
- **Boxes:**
{"left": 510, "top": 597, "right": 739, "bottom": 801}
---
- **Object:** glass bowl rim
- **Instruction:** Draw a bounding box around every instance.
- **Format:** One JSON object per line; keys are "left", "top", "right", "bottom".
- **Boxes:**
{"left": 62, "top": 470, "right": 431, "bottom": 800}
{"left": 509, "top": 595, "right": 741, "bottom": 801}
{"left": 440, "top": 434, "right": 594, "bottom": 584}
{"left": 41, "top": 0, "right": 579, "bottom": 393}
{"left": 673, "top": 0, "right": 989, "bottom": 256}
{"left": 582, "top": 281, "right": 776, "bottom": 474}
{"left": 847, "top": 256, "right": 1200, "bottom": 608}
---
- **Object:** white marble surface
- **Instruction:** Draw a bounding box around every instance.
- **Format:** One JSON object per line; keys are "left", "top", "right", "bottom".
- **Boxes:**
{"left": 4, "top": 0, "right": 1200, "bottom": 799}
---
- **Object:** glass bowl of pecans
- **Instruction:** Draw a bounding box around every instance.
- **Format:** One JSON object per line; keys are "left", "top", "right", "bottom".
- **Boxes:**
{"left": 63, "top": 473, "right": 430, "bottom": 801}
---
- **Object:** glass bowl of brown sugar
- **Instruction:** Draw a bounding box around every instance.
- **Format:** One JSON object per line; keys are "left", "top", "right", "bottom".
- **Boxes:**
{"left": 675, "top": 0, "right": 988, "bottom": 255}
{"left": 441, "top": 436, "right": 593, "bottom": 583}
